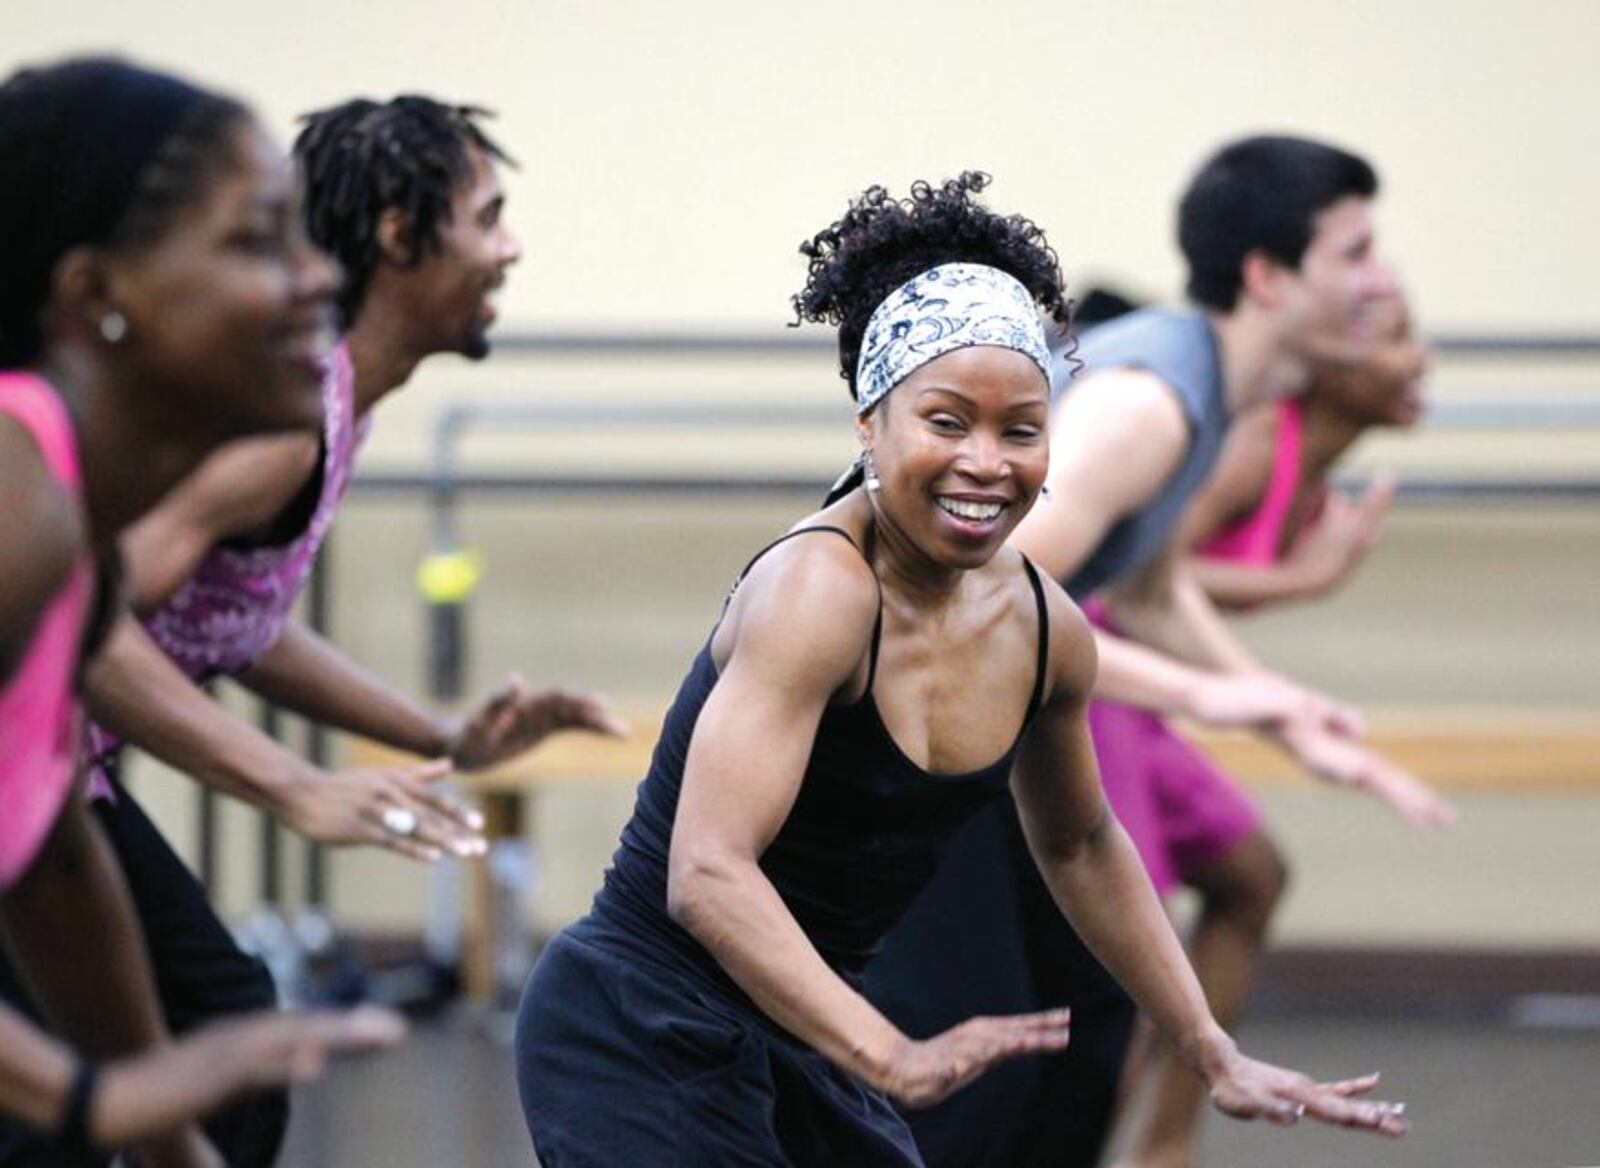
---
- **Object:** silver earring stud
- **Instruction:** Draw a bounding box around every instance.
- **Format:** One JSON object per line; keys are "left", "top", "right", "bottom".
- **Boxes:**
{"left": 98, "top": 312, "right": 128, "bottom": 344}
{"left": 862, "top": 449, "right": 881, "bottom": 492}
{"left": 1039, "top": 483, "right": 1054, "bottom": 502}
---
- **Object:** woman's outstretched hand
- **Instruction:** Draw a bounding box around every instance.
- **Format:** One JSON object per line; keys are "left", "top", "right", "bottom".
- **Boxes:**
{"left": 97, "top": 1006, "right": 407, "bottom": 1149}
{"left": 448, "top": 677, "right": 628, "bottom": 772}
{"left": 1276, "top": 720, "right": 1457, "bottom": 829}
{"left": 874, "top": 1008, "right": 1072, "bottom": 1110}
{"left": 1205, "top": 1043, "right": 1408, "bottom": 1136}
{"left": 279, "top": 759, "right": 487, "bottom": 861}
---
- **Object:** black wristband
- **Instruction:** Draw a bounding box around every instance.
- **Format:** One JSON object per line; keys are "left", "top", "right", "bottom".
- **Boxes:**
{"left": 54, "top": 1060, "right": 104, "bottom": 1161}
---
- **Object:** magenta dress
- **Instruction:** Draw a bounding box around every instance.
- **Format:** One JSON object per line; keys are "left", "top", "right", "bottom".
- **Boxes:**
{"left": 0, "top": 375, "right": 93, "bottom": 889}
{"left": 1086, "top": 397, "right": 1304, "bottom": 893}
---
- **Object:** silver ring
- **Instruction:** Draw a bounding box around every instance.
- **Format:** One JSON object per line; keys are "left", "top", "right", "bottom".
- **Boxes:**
{"left": 381, "top": 807, "right": 419, "bottom": 838}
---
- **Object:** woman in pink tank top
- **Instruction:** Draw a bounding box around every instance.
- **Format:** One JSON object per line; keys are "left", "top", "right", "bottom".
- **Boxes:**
{"left": 1097, "top": 294, "right": 1453, "bottom": 1168}
{"left": 0, "top": 380, "right": 94, "bottom": 890}
{"left": 0, "top": 57, "right": 399, "bottom": 1163}
{"left": 1193, "top": 295, "right": 1426, "bottom": 603}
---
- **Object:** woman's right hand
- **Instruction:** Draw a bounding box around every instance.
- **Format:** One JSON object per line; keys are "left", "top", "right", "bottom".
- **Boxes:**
{"left": 1275, "top": 721, "right": 1457, "bottom": 828}
{"left": 98, "top": 1006, "right": 406, "bottom": 1149}
{"left": 875, "top": 1008, "right": 1072, "bottom": 1109}
{"left": 278, "top": 761, "right": 487, "bottom": 862}
{"left": 1204, "top": 1045, "right": 1408, "bottom": 1136}
{"left": 1283, "top": 474, "right": 1396, "bottom": 598}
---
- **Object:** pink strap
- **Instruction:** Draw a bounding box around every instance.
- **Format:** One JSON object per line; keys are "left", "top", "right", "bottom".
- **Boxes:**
{"left": 0, "top": 374, "right": 83, "bottom": 490}
{"left": 0, "top": 373, "right": 90, "bottom": 888}
{"left": 1199, "top": 396, "right": 1303, "bottom": 566}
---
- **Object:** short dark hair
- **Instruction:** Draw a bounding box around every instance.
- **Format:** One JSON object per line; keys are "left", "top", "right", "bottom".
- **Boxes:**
{"left": 792, "top": 171, "right": 1072, "bottom": 401}
{"left": 293, "top": 96, "right": 514, "bottom": 327}
{"left": 1178, "top": 134, "right": 1378, "bottom": 312}
{"left": 0, "top": 58, "right": 250, "bottom": 365}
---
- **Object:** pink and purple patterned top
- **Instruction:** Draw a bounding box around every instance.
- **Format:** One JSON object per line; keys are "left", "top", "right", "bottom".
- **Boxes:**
{"left": 0, "top": 374, "right": 93, "bottom": 888}
{"left": 85, "top": 342, "right": 369, "bottom": 795}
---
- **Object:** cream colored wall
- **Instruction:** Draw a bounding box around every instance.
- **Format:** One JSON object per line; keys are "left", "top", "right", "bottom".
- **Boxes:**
{"left": 8, "top": 0, "right": 1600, "bottom": 332}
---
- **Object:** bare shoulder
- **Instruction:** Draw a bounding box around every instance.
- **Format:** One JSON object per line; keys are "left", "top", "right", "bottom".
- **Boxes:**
{"left": 718, "top": 523, "right": 879, "bottom": 689}
{"left": 0, "top": 416, "right": 82, "bottom": 654}
{"left": 1041, "top": 368, "right": 1190, "bottom": 524}
{"left": 1057, "top": 367, "right": 1190, "bottom": 447}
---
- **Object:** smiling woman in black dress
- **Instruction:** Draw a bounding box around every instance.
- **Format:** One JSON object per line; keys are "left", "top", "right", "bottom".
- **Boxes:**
{"left": 513, "top": 172, "right": 1407, "bottom": 1167}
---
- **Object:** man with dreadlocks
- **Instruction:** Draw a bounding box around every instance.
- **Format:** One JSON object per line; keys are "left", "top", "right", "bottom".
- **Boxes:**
{"left": 0, "top": 95, "right": 621, "bottom": 1168}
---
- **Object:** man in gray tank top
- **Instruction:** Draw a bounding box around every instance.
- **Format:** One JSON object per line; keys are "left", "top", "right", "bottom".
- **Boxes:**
{"left": 1048, "top": 306, "right": 1228, "bottom": 600}
{"left": 866, "top": 135, "right": 1415, "bottom": 1168}
{"left": 1022, "top": 136, "right": 1414, "bottom": 770}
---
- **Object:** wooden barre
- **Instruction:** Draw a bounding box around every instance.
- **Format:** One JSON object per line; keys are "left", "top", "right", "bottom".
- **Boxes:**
{"left": 340, "top": 705, "right": 1600, "bottom": 795}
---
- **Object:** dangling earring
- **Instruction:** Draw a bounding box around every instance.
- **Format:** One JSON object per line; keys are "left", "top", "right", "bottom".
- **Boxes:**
{"left": 1039, "top": 482, "right": 1054, "bottom": 503}
{"left": 98, "top": 312, "right": 128, "bottom": 344}
{"left": 862, "top": 448, "right": 881, "bottom": 492}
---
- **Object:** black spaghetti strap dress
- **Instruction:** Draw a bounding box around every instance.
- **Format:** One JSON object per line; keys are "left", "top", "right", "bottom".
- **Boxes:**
{"left": 515, "top": 527, "right": 1052, "bottom": 1167}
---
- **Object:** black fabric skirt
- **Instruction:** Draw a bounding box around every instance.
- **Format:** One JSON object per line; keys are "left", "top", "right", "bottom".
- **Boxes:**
{"left": 516, "top": 921, "right": 924, "bottom": 1168}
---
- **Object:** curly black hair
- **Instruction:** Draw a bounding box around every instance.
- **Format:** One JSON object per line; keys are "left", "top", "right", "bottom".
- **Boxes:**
{"left": 791, "top": 171, "right": 1072, "bottom": 401}
{"left": 293, "top": 96, "right": 514, "bottom": 327}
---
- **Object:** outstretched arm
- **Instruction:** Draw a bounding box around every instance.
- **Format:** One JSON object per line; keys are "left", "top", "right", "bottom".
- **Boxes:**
{"left": 1184, "top": 472, "right": 1398, "bottom": 611}
{"left": 83, "top": 617, "right": 483, "bottom": 861}
{"left": 238, "top": 619, "right": 458, "bottom": 758}
{"left": 1009, "top": 375, "right": 1341, "bottom": 731}
{"left": 0, "top": 1007, "right": 77, "bottom": 1133}
{"left": 1100, "top": 546, "right": 1270, "bottom": 674}
{"left": 0, "top": 1001, "right": 403, "bottom": 1151}
{"left": 119, "top": 433, "right": 319, "bottom": 613}
{"left": 1010, "top": 587, "right": 1408, "bottom": 1137}
{"left": 239, "top": 619, "right": 626, "bottom": 771}
{"left": 0, "top": 797, "right": 220, "bottom": 1168}
{"left": 1097, "top": 528, "right": 1451, "bottom": 824}
{"left": 89, "top": 1007, "right": 405, "bottom": 1150}
{"left": 1081, "top": 537, "right": 1363, "bottom": 739}
{"left": 1173, "top": 403, "right": 1335, "bottom": 611}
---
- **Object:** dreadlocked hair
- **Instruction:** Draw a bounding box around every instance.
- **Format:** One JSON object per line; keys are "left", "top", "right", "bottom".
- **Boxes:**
{"left": 293, "top": 95, "right": 515, "bottom": 327}
{"left": 791, "top": 171, "right": 1073, "bottom": 401}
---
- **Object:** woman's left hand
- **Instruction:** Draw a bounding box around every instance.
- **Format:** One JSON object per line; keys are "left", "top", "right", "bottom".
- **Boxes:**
{"left": 1207, "top": 1046, "right": 1409, "bottom": 1136}
{"left": 447, "top": 676, "right": 628, "bottom": 772}
{"left": 1276, "top": 721, "right": 1457, "bottom": 829}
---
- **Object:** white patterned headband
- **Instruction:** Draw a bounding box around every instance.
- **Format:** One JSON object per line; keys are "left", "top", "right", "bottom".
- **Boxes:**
{"left": 853, "top": 262, "right": 1052, "bottom": 416}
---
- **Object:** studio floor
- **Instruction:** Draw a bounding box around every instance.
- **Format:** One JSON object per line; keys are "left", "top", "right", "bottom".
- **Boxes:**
{"left": 281, "top": 1005, "right": 1600, "bottom": 1167}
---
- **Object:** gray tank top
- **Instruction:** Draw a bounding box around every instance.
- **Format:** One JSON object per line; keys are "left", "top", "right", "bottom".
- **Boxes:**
{"left": 1046, "top": 306, "right": 1229, "bottom": 599}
